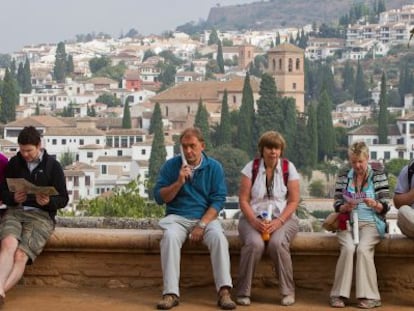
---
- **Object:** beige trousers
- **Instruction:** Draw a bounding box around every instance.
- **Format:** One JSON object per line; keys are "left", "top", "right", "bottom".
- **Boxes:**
{"left": 330, "top": 222, "right": 380, "bottom": 300}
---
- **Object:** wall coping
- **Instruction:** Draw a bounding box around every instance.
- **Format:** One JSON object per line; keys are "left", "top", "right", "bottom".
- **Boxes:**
{"left": 46, "top": 227, "right": 414, "bottom": 256}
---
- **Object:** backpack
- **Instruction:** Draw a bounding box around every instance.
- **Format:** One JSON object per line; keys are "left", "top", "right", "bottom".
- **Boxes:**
{"left": 251, "top": 157, "right": 289, "bottom": 186}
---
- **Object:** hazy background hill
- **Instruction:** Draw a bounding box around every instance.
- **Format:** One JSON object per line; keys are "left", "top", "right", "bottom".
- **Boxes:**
{"left": 205, "top": 0, "right": 413, "bottom": 30}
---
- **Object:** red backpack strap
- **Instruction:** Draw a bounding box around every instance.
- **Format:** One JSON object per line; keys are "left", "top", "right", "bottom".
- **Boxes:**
{"left": 251, "top": 157, "right": 260, "bottom": 184}
{"left": 282, "top": 158, "right": 289, "bottom": 186}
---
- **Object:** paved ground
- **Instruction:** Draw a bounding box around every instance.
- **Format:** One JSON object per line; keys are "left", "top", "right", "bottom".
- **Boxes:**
{"left": 2, "top": 286, "right": 413, "bottom": 311}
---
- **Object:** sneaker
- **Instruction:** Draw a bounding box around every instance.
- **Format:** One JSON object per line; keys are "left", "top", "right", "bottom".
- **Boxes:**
{"left": 329, "top": 296, "right": 345, "bottom": 308}
{"left": 217, "top": 290, "right": 237, "bottom": 310}
{"left": 236, "top": 296, "right": 251, "bottom": 306}
{"left": 156, "top": 294, "right": 179, "bottom": 310}
{"left": 281, "top": 294, "right": 295, "bottom": 306}
{"left": 357, "top": 299, "right": 381, "bottom": 309}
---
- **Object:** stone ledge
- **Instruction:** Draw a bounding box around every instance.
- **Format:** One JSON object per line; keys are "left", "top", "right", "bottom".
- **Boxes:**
{"left": 21, "top": 228, "right": 414, "bottom": 291}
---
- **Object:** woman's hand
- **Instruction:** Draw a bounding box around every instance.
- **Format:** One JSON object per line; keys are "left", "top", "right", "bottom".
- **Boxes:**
{"left": 339, "top": 202, "right": 356, "bottom": 213}
{"left": 363, "top": 198, "right": 383, "bottom": 213}
{"left": 266, "top": 218, "right": 284, "bottom": 234}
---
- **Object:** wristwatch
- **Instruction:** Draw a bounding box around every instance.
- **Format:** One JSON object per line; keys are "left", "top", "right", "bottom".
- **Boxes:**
{"left": 197, "top": 221, "right": 207, "bottom": 229}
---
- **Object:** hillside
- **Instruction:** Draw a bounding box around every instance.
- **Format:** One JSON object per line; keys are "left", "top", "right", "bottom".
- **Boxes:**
{"left": 206, "top": 0, "right": 413, "bottom": 30}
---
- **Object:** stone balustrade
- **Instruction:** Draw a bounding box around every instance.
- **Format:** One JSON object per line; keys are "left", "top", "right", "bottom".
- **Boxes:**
{"left": 22, "top": 227, "right": 414, "bottom": 293}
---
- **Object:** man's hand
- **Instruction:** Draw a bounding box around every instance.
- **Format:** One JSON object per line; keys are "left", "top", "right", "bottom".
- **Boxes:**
{"left": 14, "top": 191, "right": 27, "bottom": 203}
{"left": 35, "top": 193, "right": 50, "bottom": 206}
{"left": 188, "top": 226, "right": 205, "bottom": 243}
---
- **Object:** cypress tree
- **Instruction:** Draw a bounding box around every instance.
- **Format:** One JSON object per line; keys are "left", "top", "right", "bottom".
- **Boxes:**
{"left": 149, "top": 103, "right": 162, "bottom": 135}
{"left": 122, "top": 101, "right": 132, "bottom": 129}
{"left": 66, "top": 54, "right": 74, "bottom": 75}
{"left": 255, "top": 73, "right": 280, "bottom": 138}
{"left": 317, "top": 90, "right": 335, "bottom": 161}
{"left": 281, "top": 97, "right": 297, "bottom": 159}
{"left": 307, "top": 103, "right": 318, "bottom": 167}
{"left": 54, "top": 42, "right": 67, "bottom": 83}
{"left": 342, "top": 61, "right": 355, "bottom": 95}
{"left": 194, "top": 98, "right": 211, "bottom": 150}
{"left": 354, "top": 60, "right": 370, "bottom": 105}
{"left": 23, "top": 58, "right": 32, "bottom": 94}
{"left": 217, "top": 89, "right": 231, "bottom": 146}
{"left": 148, "top": 106, "right": 167, "bottom": 199}
{"left": 1, "top": 68, "right": 18, "bottom": 123}
{"left": 17, "top": 62, "right": 24, "bottom": 92}
{"left": 378, "top": 72, "right": 388, "bottom": 144}
{"left": 292, "top": 114, "right": 310, "bottom": 171}
{"left": 208, "top": 28, "right": 219, "bottom": 45}
{"left": 216, "top": 40, "right": 225, "bottom": 74}
{"left": 237, "top": 72, "right": 255, "bottom": 157}
{"left": 35, "top": 103, "right": 40, "bottom": 115}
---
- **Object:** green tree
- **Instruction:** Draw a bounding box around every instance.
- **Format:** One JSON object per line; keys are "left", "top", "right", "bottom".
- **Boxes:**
{"left": 237, "top": 72, "right": 255, "bottom": 157}
{"left": 158, "top": 63, "right": 176, "bottom": 90}
{"left": 317, "top": 90, "right": 335, "bottom": 161}
{"left": 122, "top": 102, "right": 132, "bottom": 129}
{"left": 53, "top": 42, "right": 67, "bottom": 83}
{"left": 216, "top": 40, "right": 225, "bottom": 74}
{"left": 89, "top": 56, "right": 111, "bottom": 74}
{"left": 22, "top": 58, "right": 32, "bottom": 93}
{"left": 385, "top": 158, "right": 409, "bottom": 177}
{"left": 342, "top": 60, "right": 355, "bottom": 95}
{"left": 217, "top": 89, "right": 231, "bottom": 146}
{"left": 1, "top": 68, "right": 18, "bottom": 123}
{"left": 308, "top": 180, "right": 326, "bottom": 197}
{"left": 354, "top": 60, "right": 370, "bottom": 105}
{"left": 59, "top": 151, "right": 74, "bottom": 167}
{"left": 307, "top": 102, "right": 318, "bottom": 167}
{"left": 378, "top": 72, "right": 388, "bottom": 144}
{"left": 209, "top": 145, "right": 249, "bottom": 196}
{"left": 77, "top": 180, "right": 164, "bottom": 218}
{"left": 16, "top": 62, "right": 24, "bottom": 92}
{"left": 96, "top": 93, "right": 121, "bottom": 107}
{"left": 142, "top": 49, "right": 156, "bottom": 62}
{"left": 66, "top": 54, "right": 74, "bottom": 75}
{"left": 208, "top": 28, "right": 219, "bottom": 45}
{"left": 149, "top": 103, "right": 162, "bottom": 135}
{"left": 35, "top": 103, "right": 40, "bottom": 115}
{"left": 291, "top": 114, "right": 310, "bottom": 171}
{"left": 148, "top": 107, "right": 167, "bottom": 198}
{"left": 194, "top": 98, "right": 212, "bottom": 150}
{"left": 281, "top": 97, "right": 297, "bottom": 159}
{"left": 255, "top": 73, "right": 281, "bottom": 138}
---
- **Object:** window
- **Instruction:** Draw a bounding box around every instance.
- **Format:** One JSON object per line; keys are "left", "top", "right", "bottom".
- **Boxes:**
{"left": 114, "top": 137, "right": 119, "bottom": 148}
{"left": 296, "top": 58, "right": 300, "bottom": 70}
{"left": 117, "top": 150, "right": 122, "bottom": 156}
{"left": 233, "top": 96, "right": 236, "bottom": 104}
{"left": 96, "top": 139, "right": 100, "bottom": 144}
{"left": 398, "top": 151, "right": 404, "bottom": 158}
{"left": 87, "top": 152, "right": 93, "bottom": 158}
{"left": 384, "top": 151, "right": 390, "bottom": 160}
{"left": 101, "top": 165, "right": 107, "bottom": 174}
{"left": 272, "top": 59, "right": 276, "bottom": 71}
{"left": 293, "top": 83, "right": 296, "bottom": 90}
{"left": 141, "top": 149, "right": 146, "bottom": 155}
{"left": 371, "top": 151, "right": 377, "bottom": 160}
{"left": 106, "top": 137, "right": 112, "bottom": 147}
{"left": 52, "top": 139, "right": 57, "bottom": 145}
{"left": 80, "top": 139, "right": 84, "bottom": 145}
{"left": 74, "top": 176, "right": 79, "bottom": 187}
{"left": 85, "top": 175, "right": 90, "bottom": 186}
{"left": 121, "top": 136, "right": 128, "bottom": 148}
{"left": 410, "top": 123, "right": 414, "bottom": 134}
{"left": 288, "top": 58, "right": 293, "bottom": 72}
{"left": 62, "top": 139, "right": 66, "bottom": 145}
{"left": 279, "top": 59, "right": 282, "bottom": 70}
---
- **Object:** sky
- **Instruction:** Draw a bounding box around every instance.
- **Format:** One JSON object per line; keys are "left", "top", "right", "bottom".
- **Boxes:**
{"left": 0, "top": 0, "right": 254, "bottom": 53}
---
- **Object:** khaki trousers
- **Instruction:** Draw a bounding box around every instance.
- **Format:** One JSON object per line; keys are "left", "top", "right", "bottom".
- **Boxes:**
{"left": 397, "top": 205, "right": 414, "bottom": 238}
{"left": 330, "top": 222, "right": 380, "bottom": 300}
{"left": 236, "top": 215, "right": 298, "bottom": 298}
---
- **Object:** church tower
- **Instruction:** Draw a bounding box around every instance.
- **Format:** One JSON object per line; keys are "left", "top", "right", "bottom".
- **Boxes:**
{"left": 267, "top": 43, "right": 305, "bottom": 113}
{"left": 238, "top": 44, "right": 255, "bottom": 70}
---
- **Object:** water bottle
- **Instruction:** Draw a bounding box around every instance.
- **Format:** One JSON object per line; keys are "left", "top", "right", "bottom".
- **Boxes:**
{"left": 261, "top": 204, "right": 272, "bottom": 241}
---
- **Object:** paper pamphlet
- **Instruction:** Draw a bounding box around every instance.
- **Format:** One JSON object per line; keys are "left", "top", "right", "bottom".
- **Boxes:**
{"left": 180, "top": 145, "right": 188, "bottom": 166}
{"left": 343, "top": 190, "right": 366, "bottom": 205}
{"left": 6, "top": 178, "right": 59, "bottom": 196}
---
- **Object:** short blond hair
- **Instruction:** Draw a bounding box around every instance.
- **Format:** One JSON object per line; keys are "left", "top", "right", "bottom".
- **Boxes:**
{"left": 257, "top": 131, "right": 286, "bottom": 157}
{"left": 348, "top": 141, "right": 369, "bottom": 159}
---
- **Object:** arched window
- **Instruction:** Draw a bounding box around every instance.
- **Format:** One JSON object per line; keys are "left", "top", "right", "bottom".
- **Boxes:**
{"left": 273, "top": 59, "right": 276, "bottom": 71}
{"left": 296, "top": 58, "right": 300, "bottom": 70}
{"left": 288, "top": 58, "right": 293, "bottom": 72}
{"left": 279, "top": 59, "right": 282, "bottom": 70}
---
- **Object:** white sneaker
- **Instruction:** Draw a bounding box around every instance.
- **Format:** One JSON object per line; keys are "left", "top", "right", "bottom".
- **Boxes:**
{"left": 281, "top": 295, "right": 295, "bottom": 306}
{"left": 236, "top": 296, "right": 251, "bottom": 306}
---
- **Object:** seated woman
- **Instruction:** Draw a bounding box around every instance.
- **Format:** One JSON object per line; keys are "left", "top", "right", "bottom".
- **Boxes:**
{"left": 329, "top": 141, "right": 390, "bottom": 309}
{"left": 236, "top": 131, "right": 300, "bottom": 307}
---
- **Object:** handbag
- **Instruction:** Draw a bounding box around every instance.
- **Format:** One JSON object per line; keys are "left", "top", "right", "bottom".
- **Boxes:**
{"left": 322, "top": 212, "right": 340, "bottom": 232}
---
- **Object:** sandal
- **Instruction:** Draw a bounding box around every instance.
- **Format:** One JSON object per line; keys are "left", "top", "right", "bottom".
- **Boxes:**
{"left": 357, "top": 299, "right": 381, "bottom": 309}
{"left": 329, "top": 296, "right": 345, "bottom": 308}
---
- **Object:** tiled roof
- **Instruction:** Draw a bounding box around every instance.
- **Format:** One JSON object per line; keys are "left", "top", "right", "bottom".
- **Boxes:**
{"left": 105, "top": 128, "right": 146, "bottom": 135}
{"left": 269, "top": 43, "right": 304, "bottom": 53}
{"left": 44, "top": 127, "right": 105, "bottom": 136}
{"left": 348, "top": 124, "right": 400, "bottom": 136}
{"left": 96, "top": 156, "right": 131, "bottom": 162}
{"left": 86, "top": 77, "right": 118, "bottom": 85}
{"left": 6, "top": 116, "right": 71, "bottom": 128}
{"left": 150, "top": 77, "right": 260, "bottom": 102}
{"left": 78, "top": 144, "right": 105, "bottom": 150}
{"left": 64, "top": 161, "right": 97, "bottom": 170}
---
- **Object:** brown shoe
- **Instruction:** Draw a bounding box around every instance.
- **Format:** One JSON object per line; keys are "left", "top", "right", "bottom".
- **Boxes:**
{"left": 157, "top": 294, "right": 179, "bottom": 310}
{"left": 218, "top": 289, "right": 236, "bottom": 310}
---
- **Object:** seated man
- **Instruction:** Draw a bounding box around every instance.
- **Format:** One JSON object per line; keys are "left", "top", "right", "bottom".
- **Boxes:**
{"left": 394, "top": 161, "right": 414, "bottom": 237}
{"left": 0, "top": 126, "right": 69, "bottom": 306}
{"left": 153, "top": 127, "right": 236, "bottom": 310}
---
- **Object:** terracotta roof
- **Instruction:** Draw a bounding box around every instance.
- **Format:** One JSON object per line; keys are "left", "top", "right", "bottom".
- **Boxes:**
{"left": 6, "top": 116, "right": 70, "bottom": 128}
{"left": 86, "top": 77, "right": 118, "bottom": 85}
{"left": 64, "top": 170, "right": 86, "bottom": 177}
{"left": 105, "top": 129, "right": 146, "bottom": 135}
{"left": 269, "top": 43, "right": 304, "bottom": 53}
{"left": 348, "top": 124, "right": 400, "bottom": 136}
{"left": 96, "top": 156, "right": 131, "bottom": 162}
{"left": 150, "top": 77, "right": 260, "bottom": 102}
{"left": 64, "top": 161, "right": 97, "bottom": 170}
{"left": 44, "top": 127, "right": 105, "bottom": 136}
{"left": 78, "top": 144, "right": 106, "bottom": 150}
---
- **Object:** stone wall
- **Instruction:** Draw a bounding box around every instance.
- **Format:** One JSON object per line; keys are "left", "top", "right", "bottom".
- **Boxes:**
{"left": 22, "top": 227, "right": 414, "bottom": 294}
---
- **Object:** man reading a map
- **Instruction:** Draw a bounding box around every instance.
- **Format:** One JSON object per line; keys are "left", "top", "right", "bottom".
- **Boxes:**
{"left": 0, "top": 126, "right": 69, "bottom": 307}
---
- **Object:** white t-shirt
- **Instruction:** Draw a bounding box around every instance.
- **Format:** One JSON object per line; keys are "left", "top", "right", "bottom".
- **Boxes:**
{"left": 241, "top": 158, "right": 300, "bottom": 217}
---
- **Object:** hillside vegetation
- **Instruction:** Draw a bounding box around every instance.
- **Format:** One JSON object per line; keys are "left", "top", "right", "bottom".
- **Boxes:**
{"left": 206, "top": 0, "right": 413, "bottom": 30}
